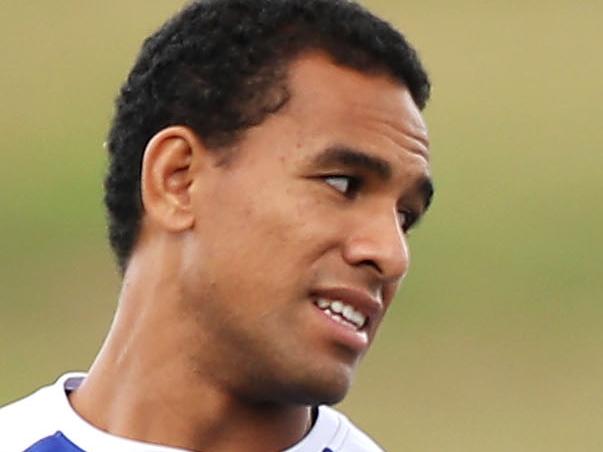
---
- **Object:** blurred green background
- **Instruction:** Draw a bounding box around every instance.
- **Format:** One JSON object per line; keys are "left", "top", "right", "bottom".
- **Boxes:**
{"left": 1, "top": 1, "right": 601, "bottom": 451}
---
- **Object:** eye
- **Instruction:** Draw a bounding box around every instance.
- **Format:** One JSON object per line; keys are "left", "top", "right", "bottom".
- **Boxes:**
{"left": 397, "top": 209, "right": 418, "bottom": 233}
{"left": 323, "top": 175, "right": 362, "bottom": 198}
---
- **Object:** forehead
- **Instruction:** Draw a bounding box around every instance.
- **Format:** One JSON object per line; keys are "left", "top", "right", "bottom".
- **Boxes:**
{"left": 282, "top": 52, "right": 430, "bottom": 164}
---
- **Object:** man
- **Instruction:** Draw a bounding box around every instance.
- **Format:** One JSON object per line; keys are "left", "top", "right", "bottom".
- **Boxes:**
{"left": 0, "top": 0, "right": 433, "bottom": 450}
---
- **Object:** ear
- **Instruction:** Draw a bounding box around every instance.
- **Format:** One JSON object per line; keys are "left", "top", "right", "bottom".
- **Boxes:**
{"left": 140, "top": 126, "right": 205, "bottom": 232}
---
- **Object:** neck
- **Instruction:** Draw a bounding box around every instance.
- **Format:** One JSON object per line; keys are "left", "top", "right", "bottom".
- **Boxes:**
{"left": 69, "top": 248, "right": 312, "bottom": 452}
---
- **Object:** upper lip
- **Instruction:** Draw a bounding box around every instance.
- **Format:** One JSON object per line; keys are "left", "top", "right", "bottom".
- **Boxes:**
{"left": 310, "top": 286, "right": 383, "bottom": 325}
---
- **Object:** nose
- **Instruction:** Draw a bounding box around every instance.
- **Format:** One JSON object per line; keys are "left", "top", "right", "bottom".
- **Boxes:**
{"left": 342, "top": 209, "right": 409, "bottom": 283}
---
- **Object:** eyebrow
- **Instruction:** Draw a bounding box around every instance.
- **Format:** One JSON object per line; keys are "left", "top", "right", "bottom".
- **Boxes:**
{"left": 312, "top": 145, "right": 392, "bottom": 181}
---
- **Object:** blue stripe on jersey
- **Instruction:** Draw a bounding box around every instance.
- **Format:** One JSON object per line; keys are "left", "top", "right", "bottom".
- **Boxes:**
{"left": 24, "top": 432, "right": 334, "bottom": 452}
{"left": 24, "top": 431, "right": 84, "bottom": 451}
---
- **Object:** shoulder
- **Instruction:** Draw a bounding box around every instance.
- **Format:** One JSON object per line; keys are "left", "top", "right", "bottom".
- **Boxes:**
{"left": 288, "top": 405, "right": 383, "bottom": 452}
{"left": 321, "top": 406, "right": 384, "bottom": 452}
{"left": 0, "top": 373, "right": 85, "bottom": 451}
{"left": 0, "top": 384, "right": 57, "bottom": 450}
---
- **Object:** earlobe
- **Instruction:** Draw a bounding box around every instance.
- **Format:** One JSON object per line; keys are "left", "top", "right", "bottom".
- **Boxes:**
{"left": 140, "top": 126, "right": 204, "bottom": 232}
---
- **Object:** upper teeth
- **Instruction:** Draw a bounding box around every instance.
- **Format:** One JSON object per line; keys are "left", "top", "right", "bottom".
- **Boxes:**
{"left": 314, "top": 298, "right": 367, "bottom": 329}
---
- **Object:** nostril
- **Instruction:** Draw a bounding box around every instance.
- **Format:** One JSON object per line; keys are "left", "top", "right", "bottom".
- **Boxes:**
{"left": 358, "top": 259, "right": 382, "bottom": 275}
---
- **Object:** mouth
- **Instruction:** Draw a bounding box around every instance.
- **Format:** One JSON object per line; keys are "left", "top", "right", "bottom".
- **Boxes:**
{"left": 309, "top": 287, "right": 382, "bottom": 352}
{"left": 313, "top": 297, "right": 368, "bottom": 331}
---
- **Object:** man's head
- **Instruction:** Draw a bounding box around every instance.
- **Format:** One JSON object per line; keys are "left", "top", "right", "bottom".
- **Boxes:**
{"left": 105, "top": 0, "right": 430, "bottom": 272}
{"left": 104, "top": 0, "right": 432, "bottom": 405}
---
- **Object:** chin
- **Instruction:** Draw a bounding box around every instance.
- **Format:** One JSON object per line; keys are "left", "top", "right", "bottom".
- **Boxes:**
{"left": 277, "top": 363, "right": 356, "bottom": 406}
{"left": 304, "top": 382, "right": 350, "bottom": 406}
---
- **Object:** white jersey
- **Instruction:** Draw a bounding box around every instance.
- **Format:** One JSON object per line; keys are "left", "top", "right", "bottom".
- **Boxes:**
{"left": 0, "top": 373, "right": 383, "bottom": 451}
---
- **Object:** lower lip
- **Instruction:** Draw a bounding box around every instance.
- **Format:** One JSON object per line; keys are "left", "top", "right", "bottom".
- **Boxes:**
{"left": 311, "top": 303, "right": 369, "bottom": 353}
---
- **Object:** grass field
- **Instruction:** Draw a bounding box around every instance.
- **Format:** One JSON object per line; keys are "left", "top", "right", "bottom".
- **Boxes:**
{"left": 1, "top": 1, "right": 602, "bottom": 451}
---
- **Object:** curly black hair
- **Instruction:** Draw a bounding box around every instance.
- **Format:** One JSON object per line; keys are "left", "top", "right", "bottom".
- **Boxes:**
{"left": 105, "top": 0, "right": 431, "bottom": 272}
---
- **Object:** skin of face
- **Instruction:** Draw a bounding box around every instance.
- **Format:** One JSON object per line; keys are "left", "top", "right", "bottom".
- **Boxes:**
{"left": 164, "top": 51, "right": 432, "bottom": 407}
{"left": 68, "top": 51, "right": 432, "bottom": 451}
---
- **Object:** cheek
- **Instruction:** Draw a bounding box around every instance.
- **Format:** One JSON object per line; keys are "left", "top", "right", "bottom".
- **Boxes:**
{"left": 401, "top": 238, "right": 411, "bottom": 276}
{"left": 382, "top": 281, "right": 401, "bottom": 310}
{"left": 189, "top": 173, "right": 346, "bottom": 297}
{"left": 191, "top": 192, "right": 313, "bottom": 286}
{"left": 237, "top": 183, "right": 337, "bottom": 251}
